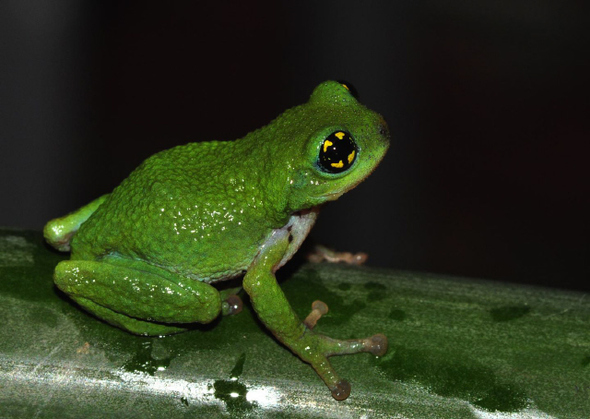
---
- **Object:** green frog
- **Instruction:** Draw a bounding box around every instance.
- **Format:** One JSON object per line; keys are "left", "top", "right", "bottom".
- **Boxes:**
{"left": 44, "top": 81, "right": 390, "bottom": 400}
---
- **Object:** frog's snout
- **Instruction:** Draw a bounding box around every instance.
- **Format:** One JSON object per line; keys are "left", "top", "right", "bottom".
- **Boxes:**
{"left": 378, "top": 118, "right": 390, "bottom": 140}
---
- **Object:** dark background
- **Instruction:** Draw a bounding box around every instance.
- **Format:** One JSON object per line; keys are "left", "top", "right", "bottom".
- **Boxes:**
{"left": 1, "top": 1, "right": 588, "bottom": 291}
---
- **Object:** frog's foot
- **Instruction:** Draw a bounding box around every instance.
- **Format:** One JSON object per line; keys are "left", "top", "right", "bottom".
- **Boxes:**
{"left": 306, "top": 331, "right": 388, "bottom": 400}
{"left": 301, "top": 301, "right": 388, "bottom": 400}
{"left": 219, "top": 287, "right": 243, "bottom": 316}
{"left": 307, "top": 244, "right": 368, "bottom": 265}
{"left": 221, "top": 294, "right": 243, "bottom": 316}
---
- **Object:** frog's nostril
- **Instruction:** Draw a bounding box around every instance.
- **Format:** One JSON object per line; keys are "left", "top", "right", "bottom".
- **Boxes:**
{"left": 378, "top": 122, "right": 390, "bottom": 138}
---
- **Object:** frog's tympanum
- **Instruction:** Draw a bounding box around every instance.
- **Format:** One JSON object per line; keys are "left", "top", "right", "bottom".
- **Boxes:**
{"left": 44, "top": 81, "right": 390, "bottom": 400}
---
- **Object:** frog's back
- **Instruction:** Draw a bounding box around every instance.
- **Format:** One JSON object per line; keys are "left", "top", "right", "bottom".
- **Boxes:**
{"left": 71, "top": 139, "right": 286, "bottom": 282}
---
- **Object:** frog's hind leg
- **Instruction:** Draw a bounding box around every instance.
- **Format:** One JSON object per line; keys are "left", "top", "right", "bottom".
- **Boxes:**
{"left": 73, "top": 296, "right": 189, "bottom": 336}
{"left": 44, "top": 194, "right": 109, "bottom": 252}
{"left": 54, "top": 258, "right": 222, "bottom": 336}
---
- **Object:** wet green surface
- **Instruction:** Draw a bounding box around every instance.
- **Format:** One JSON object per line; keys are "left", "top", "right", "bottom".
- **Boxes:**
{"left": 0, "top": 228, "right": 589, "bottom": 418}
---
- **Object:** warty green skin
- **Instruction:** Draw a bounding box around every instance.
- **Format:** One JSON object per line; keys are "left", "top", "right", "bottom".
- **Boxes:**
{"left": 44, "top": 81, "right": 390, "bottom": 400}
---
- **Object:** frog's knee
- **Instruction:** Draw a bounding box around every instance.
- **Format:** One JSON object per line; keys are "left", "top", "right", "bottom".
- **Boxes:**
{"left": 44, "top": 220, "right": 76, "bottom": 252}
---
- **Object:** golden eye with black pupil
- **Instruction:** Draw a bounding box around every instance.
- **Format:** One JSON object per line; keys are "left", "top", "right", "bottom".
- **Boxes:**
{"left": 318, "top": 131, "right": 358, "bottom": 174}
{"left": 336, "top": 80, "right": 359, "bottom": 99}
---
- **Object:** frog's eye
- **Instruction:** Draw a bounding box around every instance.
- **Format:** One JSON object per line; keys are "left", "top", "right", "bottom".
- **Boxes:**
{"left": 318, "top": 131, "right": 358, "bottom": 174}
{"left": 337, "top": 80, "right": 359, "bottom": 99}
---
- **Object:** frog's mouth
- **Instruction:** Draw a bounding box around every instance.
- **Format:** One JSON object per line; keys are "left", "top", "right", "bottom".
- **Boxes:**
{"left": 320, "top": 141, "right": 389, "bottom": 202}
{"left": 322, "top": 185, "right": 360, "bottom": 202}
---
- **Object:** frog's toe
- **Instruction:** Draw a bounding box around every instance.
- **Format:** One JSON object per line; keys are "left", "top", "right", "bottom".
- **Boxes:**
{"left": 330, "top": 380, "right": 351, "bottom": 401}
{"left": 222, "top": 294, "right": 243, "bottom": 316}
{"left": 307, "top": 245, "right": 368, "bottom": 265}
{"left": 303, "top": 300, "right": 329, "bottom": 329}
{"left": 366, "top": 333, "right": 388, "bottom": 356}
{"left": 349, "top": 252, "right": 368, "bottom": 265}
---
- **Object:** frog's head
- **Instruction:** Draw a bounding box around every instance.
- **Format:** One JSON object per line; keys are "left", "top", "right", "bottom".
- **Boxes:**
{"left": 275, "top": 81, "right": 390, "bottom": 212}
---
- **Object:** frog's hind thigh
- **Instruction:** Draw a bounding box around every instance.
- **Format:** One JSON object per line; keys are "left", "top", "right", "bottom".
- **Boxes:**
{"left": 54, "top": 259, "right": 222, "bottom": 336}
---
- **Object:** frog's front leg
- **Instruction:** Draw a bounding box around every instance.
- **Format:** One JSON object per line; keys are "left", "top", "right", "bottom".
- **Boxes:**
{"left": 54, "top": 257, "right": 222, "bottom": 336}
{"left": 243, "top": 230, "right": 388, "bottom": 401}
